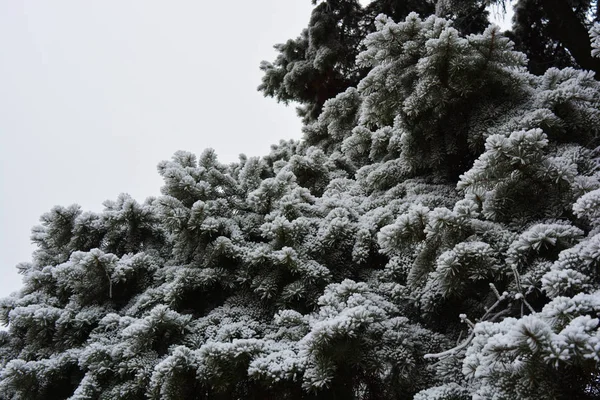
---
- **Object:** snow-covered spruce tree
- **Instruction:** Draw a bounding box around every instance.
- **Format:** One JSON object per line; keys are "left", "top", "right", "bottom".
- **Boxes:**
{"left": 2, "top": 12, "right": 600, "bottom": 400}
{"left": 258, "top": 0, "right": 492, "bottom": 124}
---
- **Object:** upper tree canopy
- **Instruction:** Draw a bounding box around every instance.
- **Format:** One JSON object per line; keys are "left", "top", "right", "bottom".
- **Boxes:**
{"left": 2, "top": 4, "right": 600, "bottom": 400}
{"left": 508, "top": 0, "right": 600, "bottom": 75}
{"left": 260, "top": 0, "right": 600, "bottom": 123}
{"left": 258, "top": 0, "right": 439, "bottom": 124}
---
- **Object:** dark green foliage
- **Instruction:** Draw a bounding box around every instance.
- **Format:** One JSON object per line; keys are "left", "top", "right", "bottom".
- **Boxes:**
{"left": 508, "top": 0, "right": 600, "bottom": 76}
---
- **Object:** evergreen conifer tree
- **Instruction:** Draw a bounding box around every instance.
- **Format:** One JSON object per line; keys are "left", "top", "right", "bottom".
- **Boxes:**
{"left": 2, "top": 4, "right": 600, "bottom": 400}
{"left": 260, "top": 0, "right": 600, "bottom": 125}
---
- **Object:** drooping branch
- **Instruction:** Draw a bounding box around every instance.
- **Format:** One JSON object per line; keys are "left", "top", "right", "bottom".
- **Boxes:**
{"left": 424, "top": 285, "right": 508, "bottom": 360}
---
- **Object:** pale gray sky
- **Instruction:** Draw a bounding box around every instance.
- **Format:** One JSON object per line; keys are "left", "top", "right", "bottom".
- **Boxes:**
{"left": 0, "top": 1, "right": 513, "bottom": 300}
{"left": 0, "top": 1, "right": 314, "bottom": 299}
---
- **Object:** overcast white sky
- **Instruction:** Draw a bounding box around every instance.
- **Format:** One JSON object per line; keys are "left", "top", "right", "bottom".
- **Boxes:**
{"left": 0, "top": 1, "right": 315, "bottom": 299}
{"left": 0, "top": 1, "right": 513, "bottom": 300}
